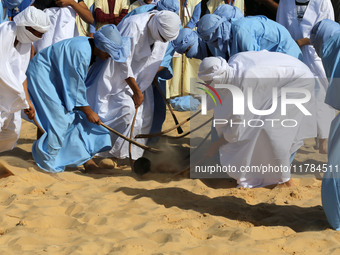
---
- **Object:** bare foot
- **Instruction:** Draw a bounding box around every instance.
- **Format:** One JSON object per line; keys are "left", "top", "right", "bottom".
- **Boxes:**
{"left": 83, "top": 159, "right": 111, "bottom": 174}
{"left": 319, "top": 138, "right": 328, "bottom": 154}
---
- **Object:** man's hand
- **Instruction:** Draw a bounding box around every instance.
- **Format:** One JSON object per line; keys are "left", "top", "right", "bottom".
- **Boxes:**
{"left": 132, "top": 91, "right": 144, "bottom": 108}
{"left": 24, "top": 102, "right": 35, "bottom": 120}
{"left": 55, "top": 0, "right": 74, "bottom": 7}
{"left": 78, "top": 106, "right": 101, "bottom": 125}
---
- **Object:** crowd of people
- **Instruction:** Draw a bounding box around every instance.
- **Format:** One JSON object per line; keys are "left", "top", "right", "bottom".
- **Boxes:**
{"left": 1, "top": 0, "right": 340, "bottom": 230}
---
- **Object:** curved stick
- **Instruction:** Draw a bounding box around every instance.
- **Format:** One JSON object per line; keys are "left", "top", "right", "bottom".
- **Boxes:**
{"left": 101, "top": 123, "right": 162, "bottom": 153}
{"left": 135, "top": 109, "right": 201, "bottom": 139}
{"left": 163, "top": 117, "right": 213, "bottom": 139}
{"left": 153, "top": 80, "right": 183, "bottom": 134}
{"left": 129, "top": 107, "right": 139, "bottom": 168}
{"left": 33, "top": 117, "right": 45, "bottom": 134}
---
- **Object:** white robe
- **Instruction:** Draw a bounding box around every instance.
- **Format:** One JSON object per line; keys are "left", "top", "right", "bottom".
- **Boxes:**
{"left": 212, "top": 51, "right": 316, "bottom": 188}
{"left": 86, "top": 12, "right": 168, "bottom": 159}
{"left": 277, "top": 0, "right": 335, "bottom": 138}
{"left": 0, "top": 21, "right": 31, "bottom": 152}
{"left": 34, "top": 1, "right": 79, "bottom": 53}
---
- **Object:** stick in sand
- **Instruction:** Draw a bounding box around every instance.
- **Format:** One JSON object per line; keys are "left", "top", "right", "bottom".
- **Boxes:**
{"left": 173, "top": 157, "right": 206, "bottom": 177}
{"left": 153, "top": 80, "right": 183, "bottom": 134}
{"left": 101, "top": 123, "right": 162, "bottom": 153}
{"left": 135, "top": 109, "right": 201, "bottom": 139}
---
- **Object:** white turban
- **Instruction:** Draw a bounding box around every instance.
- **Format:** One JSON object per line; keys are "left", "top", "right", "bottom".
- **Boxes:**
{"left": 148, "top": 10, "right": 180, "bottom": 42}
{"left": 13, "top": 6, "right": 50, "bottom": 43}
{"left": 198, "top": 57, "right": 230, "bottom": 83}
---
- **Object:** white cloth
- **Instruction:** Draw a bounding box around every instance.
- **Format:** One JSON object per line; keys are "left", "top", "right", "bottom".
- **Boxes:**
{"left": 147, "top": 10, "right": 180, "bottom": 42}
{"left": 199, "top": 51, "right": 317, "bottom": 188}
{"left": 277, "top": 0, "right": 335, "bottom": 138}
{"left": 0, "top": 22, "right": 31, "bottom": 152}
{"left": 86, "top": 12, "right": 168, "bottom": 159}
{"left": 34, "top": 1, "right": 79, "bottom": 52}
{"left": 13, "top": 6, "right": 50, "bottom": 33}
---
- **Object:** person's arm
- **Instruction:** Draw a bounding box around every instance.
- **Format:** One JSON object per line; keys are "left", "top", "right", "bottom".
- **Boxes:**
{"left": 22, "top": 79, "right": 35, "bottom": 120}
{"left": 125, "top": 77, "right": 144, "bottom": 108}
{"left": 254, "top": 0, "right": 279, "bottom": 13}
{"left": 55, "top": 0, "right": 94, "bottom": 24}
{"left": 296, "top": 38, "right": 310, "bottom": 48}
{"left": 77, "top": 106, "right": 101, "bottom": 124}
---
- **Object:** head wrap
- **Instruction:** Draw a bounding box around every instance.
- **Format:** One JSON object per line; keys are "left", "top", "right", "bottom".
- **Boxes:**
{"left": 197, "top": 14, "right": 231, "bottom": 55}
{"left": 172, "top": 28, "right": 197, "bottom": 53}
{"left": 2, "top": 0, "right": 23, "bottom": 9}
{"left": 13, "top": 6, "right": 50, "bottom": 43}
{"left": 213, "top": 4, "right": 243, "bottom": 21}
{"left": 156, "top": 0, "right": 180, "bottom": 14}
{"left": 171, "top": 28, "right": 208, "bottom": 60}
{"left": 311, "top": 19, "right": 340, "bottom": 58}
{"left": 138, "top": 0, "right": 159, "bottom": 6}
{"left": 93, "top": 24, "right": 131, "bottom": 62}
{"left": 148, "top": 11, "right": 180, "bottom": 42}
{"left": 198, "top": 56, "right": 230, "bottom": 83}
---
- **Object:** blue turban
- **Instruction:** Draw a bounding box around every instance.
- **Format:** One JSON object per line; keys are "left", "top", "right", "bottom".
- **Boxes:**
{"left": 172, "top": 28, "right": 197, "bottom": 54}
{"left": 2, "top": 0, "right": 23, "bottom": 9}
{"left": 213, "top": 4, "right": 243, "bottom": 21}
{"left": 197, "top": 14, "right": 231, "bottom": 56}
{"left": 156, "top": 0, "right": 180, "bottom": 14}
{"left": 172, "top": 28, "right": 208, "bottom": 60}
{"left": 311, "top": 19, "right": 340, "bottom": 58}
{"left": 93, "top": 24, "right": 131, "bottom": 62}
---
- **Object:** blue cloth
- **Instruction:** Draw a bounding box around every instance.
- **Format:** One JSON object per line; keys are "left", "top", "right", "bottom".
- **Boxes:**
{"left": 311, "top": 19, "right": 340, "bottom": 58}
{"left": 2, "top": 0, "right": 23, "bottom": 9}
{"left": 123, "top": 4, "right": 155, "bottom": 21}
{"left": 310, "top": 20, "right": 340, "bottom": 110}
{"left": 186, "top": 2, "right": 203, "bottom": 29}
{"left": 93, "top": 24, "right": 130, "bottom": 62}
{"left": 230, "top": 16, "right": 303, "bottom": 60}
{"left": 197, "top": 14, "right": 231, "bottom": 56}
{"left": 311, "top": 19, "right": 340, "bottom": 230}
{"left": 213, "top": 4, "right": 243, "bottom": 21}
{"left": 322, "top": 114, "right": 340, "bottom": 230}
{"left": 170, "top": 96, "right": 201, "bottom": 112}
{"left": 8, "top": 0, "right": 31, "bottom": 18}
{"left": 26, "top": 37, "right": 111, "bottom": 172}
{"left": 172, "top": 28, "right": 210, "bottom": 60}
{"left": 156, "top": 0, "right": 179, "bottom": 14}
{"left": 149, "top": 78, "right": 167, "bottom": 138}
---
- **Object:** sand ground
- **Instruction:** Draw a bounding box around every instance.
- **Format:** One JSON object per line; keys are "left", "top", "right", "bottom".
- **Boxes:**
{"left": 0, "top": 110, "right": 339, "bottom": 255}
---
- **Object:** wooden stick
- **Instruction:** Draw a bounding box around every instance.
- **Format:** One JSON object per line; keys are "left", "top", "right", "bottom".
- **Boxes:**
{"left": 153, "top": 80, "right": 183, "bottom": 134}
{"left": 135, "top": 109, "right": 201, "bottom": 139}
{"left": 129, "top": 107, "right": 139, "bottom": 169}
{"left": 163, "top": 117, "right": 213, "bottom": 139}
{"left": 101, "top": 123, "right": 162, "bottom": 153}
{"left": 33, "top": 117, "right": 45, "bottom": 134}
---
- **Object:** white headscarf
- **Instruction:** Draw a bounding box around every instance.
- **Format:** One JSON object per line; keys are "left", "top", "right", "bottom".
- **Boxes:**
{"left": 148, "top": 10, "right": 180, "bottom": 42}
{"left": 14, "top": 6, "right": 50, "bottom": 44}
{"left": 198, "top": 57, "right": 231, "bottom": 84}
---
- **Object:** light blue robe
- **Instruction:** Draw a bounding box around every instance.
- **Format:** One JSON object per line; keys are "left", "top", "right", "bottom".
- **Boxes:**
{"left": 26, "top": 37, "right": 111, "bottom": 172}
{"left": 230, "top": 16, "right": 303, "bottom": 60}
{"left": 318, "top": 33, "right": 340, "bottom": 230}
